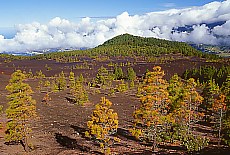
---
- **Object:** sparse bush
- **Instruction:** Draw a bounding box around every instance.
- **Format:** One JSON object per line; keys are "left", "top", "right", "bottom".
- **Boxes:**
{"left": 35, "top": 70, "right": 45, "bottom": 79}
{"left": 116, "top": 80, "right": 128, "bottom": 92}
{"left": 42, "top": 93, "right": 51, "bottom": 104}
{"left": 130, "top": 80, "right": 135, "bottom": 88}
{"left": 181, "top": 134, "right": 209, "bottom": 152}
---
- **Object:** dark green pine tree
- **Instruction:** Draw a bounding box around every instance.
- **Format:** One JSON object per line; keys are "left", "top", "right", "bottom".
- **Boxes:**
{"left": 53, "top": 71, "right": 66, "bottom": 91}
{"left": 168, "top": 74, "right": 185, "bottom": 112}
{"left": 127, "top": 67, "right": 136, "bottom": 81}
{"left": 202, "top": 79, "right": 220, "bottom": 122}
{"left": 113, "top": 66, "right": 124, "bottom": 80}
{"left": 95, "top": 66, "right": 109, "bottom": 85}
{"left": 5, "top": 70, "right": 37, "bottom": 152}
{"left": 221, "top": 75, "right": 230, "bottom": 104}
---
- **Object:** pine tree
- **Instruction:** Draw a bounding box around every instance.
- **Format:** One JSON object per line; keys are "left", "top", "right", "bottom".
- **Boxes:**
{"left": 221, "top": 75, "right": 230, "bottom": 145}
{"left": 78, "top": 73, "right": 84, "bottom": 83}
{"left": 113, "top": 66, "right": 124, "bottom": 80}
{"left": 117, "top": 67, "right": 124, "bottom": 80}
{"left": 168, "top": 74, "right": 185, "bottom": 113}
{"left": 202, "top": 79, "right": 220, "bottom": 111}
{"left": 95, "top": 66, "right": 109, "bottom": 86}
{"left": 52, "top": 71, "right": 66, "bottom": 91}
{"left": 221, "top": 75, "right": 230, "bottom": 104}
{"left": 35, "top": 70, "right": 45, "bottom": 79}
{"left": 212, "top": 94, "right": 226, "bottom": 146}
{"left": 69, "top": 71, "right": 75, "bottom": 89}
{"left": 181, "top": 78, "right": 207, "bottom": 152}
{"left": 70, "top": 78, "right": 88, "bottom": 105}
{"left": 5, "top": 70, "right": 37, "bottom": 152}
{"left": 85, "top": 97, "right": 119, "bottom": 154}
{"left": 113, "top": 66, "right": 119, "bottom": 80}
{"left": 127, "top": 67, "right": 136, "bottom": 81}
{"left": 26, "top": 69, "right": 33, "bottom": 79}
{"left": 131, "top": 66, "right": 172, "bottom": 151}
{"left": 168, "top": 76, "right": 208, "bottom": 152}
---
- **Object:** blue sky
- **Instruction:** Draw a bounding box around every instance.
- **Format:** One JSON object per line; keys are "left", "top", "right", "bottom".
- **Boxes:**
{"left": 0, "top": 0, "right": 221, "bottom": 28}
{"left": 0, "top": 0, "right": 229, "bottom": 53}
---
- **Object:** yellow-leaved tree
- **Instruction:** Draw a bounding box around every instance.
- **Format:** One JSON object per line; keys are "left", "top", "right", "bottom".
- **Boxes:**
{"left": 131, "top": 66, "right": 172, "bottom": 151}
{"left": 85, "top": 97, "right": 119, "bottom": 154}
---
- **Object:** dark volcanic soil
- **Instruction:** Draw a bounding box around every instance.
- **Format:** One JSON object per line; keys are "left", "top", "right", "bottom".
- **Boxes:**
{"left": 0, "top": 56, "right": 229, "bottom": 155}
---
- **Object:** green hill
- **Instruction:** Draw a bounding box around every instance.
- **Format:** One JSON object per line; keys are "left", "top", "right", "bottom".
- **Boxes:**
{"left": 1, "top": 34, "right": 219, "bottom": 60}
{"left": 87, "top": 33, "right": 219, "bottom": 59}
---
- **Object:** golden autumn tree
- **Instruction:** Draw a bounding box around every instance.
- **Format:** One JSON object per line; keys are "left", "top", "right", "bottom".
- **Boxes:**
{"left": 131, "top": 66, "right": 172, "bottom": 151}
{"left": 85, "top": 97, "right": 119, "bottom": 154}
{"left": 5, "top": 70, "right": 37, "bottom": 152}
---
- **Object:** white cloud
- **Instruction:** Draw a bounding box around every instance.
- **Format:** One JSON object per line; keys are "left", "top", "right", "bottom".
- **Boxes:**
{"left": 213, "top": 20, "right": 230, "bottom": 36}
{"left": 0, "top": 35, "right": 4, "bottom": 40}
{"left": 1, "top": 0, "right": 230, "bottom": 53}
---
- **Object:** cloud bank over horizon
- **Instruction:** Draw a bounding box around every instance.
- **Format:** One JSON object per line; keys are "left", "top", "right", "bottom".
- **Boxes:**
{"left": 1, "top": 0, "right": 230, "bottom": 53}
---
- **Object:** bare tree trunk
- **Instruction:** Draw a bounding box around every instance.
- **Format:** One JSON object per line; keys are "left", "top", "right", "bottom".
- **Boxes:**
{"left": 188, "top": 97, "right": 192, "bottom": 134}
{"left": 22, "top": 119, "right": 31, "bottom": 152}
{"left": 218, "top": 109, "right": 222, "bottom": 147}
{"left": 152, "top": 124, "right": 157, "bottom": 152}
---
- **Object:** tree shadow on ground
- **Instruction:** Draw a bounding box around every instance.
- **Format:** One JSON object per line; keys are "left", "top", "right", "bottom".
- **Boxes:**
{"left": 200, "top": 146, "right": 230, "bottom": 155}
{"left": 158, "top": 144, "right": 185, "bottom": 151}
{"left": 70, "top": 125, "right": 87, "bottom": 138}
{"left": 123, "top": 148, "right": 184, "bottom": 155}
{"left": 65, "top": 97, "right": 75, "bottom": 104}
{"left": 69, "top": 125, "right": 106, "bottom": 154}
{"left": 123, "top": 147, "right": 185, "bottom": 155}
{"left": 123, "top": 150, "right": 153, "bottom": 155}
{"left": 55, "top": 133, "right": 90, "bottom": 152}
{"left": 116, "top": 128, "right": 139, "bottom": 142}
